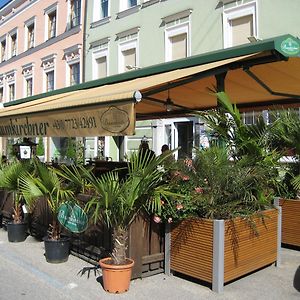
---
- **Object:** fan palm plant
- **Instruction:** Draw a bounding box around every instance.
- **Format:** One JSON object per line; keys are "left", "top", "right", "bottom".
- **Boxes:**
{"left": 0, "top": 159, "right": 35, "bottom": 223}
{"left": 20, "top": 159, "right": 74, "bottom": 240}
{"left": 84, "top": 150, "right": 175, "bottom": 265}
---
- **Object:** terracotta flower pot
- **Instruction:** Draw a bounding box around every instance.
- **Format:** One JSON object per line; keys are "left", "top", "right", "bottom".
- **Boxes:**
{"left": 99, "top": 257, "right": 134, "bottom": 293}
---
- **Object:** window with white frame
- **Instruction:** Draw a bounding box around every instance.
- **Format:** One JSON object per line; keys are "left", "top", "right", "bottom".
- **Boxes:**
{"left": 10, "top": 32, "right": 17, "bottom": 57}
{"left": 46, "top": 71, "right": 54, "bottom": 92}
{"left": 6, "top": 70, "right": 16, "bottom": 102}
{"left": 70, "top": 0, "right": 81, "bottom": 28}
{"left": 120, "top": 0, "right": 138, "bottom": 11}
{"left": 163, "top": 10, "right": 191, "bottom": 62}
{"left": 91, "top": 39, "right": 109, "bottom": 79}
{"left": 0, "top": 38, "right": 6, "bottom": 62}
{"left": 64, "top": 44, "right": 81, "bottom": 86}
{"left": 45, "top": 4, "right": 57, "bottom": 40}
{"left": 42, "top": 54, "right": 56, "bottom": 92}
{"left": 94, "top": 0, "right": 109, "bottom": 21}
{"left": 117, "top": 28, "right": 139, "bottom": 73}
{"left": 0, "top": 87, "right": 3, "bottom": 103}
{"left": 70, "top": 63, "right": 80, "bottom": 85}
{"left": 25, "top": 19, "right": 35, "bottom": 50}
{"left": 223, "top": 2, "right": 257, "bottom": 48}
{"left": 22, "top": 63, "right": 34, "bottom": 97}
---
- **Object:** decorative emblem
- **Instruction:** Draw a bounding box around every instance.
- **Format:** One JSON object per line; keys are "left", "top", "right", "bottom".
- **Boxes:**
{"left": 100, "top": 106, "right": 130, "bottom": 133}
{"left": 280, "top": 37, "right": 300, "bottom": 56}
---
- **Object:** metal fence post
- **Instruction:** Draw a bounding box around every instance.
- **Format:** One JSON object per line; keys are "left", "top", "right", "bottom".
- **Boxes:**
{"left": 212, "top": 220, "right": 224, "bottom": 293}
{"left": 164, "top": 223, "right": 171, "bottom": 276}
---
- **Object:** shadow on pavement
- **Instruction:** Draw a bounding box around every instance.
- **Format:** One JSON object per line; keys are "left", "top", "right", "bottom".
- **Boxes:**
{"left": 294, "top": 266, "right": 300, "bottom": 292}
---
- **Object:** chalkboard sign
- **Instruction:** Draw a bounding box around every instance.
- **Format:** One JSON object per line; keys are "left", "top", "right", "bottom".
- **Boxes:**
{"left": 58, "top": 202, "right": 88, "bottom": 233}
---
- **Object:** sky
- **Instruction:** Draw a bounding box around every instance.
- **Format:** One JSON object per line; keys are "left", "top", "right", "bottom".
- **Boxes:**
{"left": 0, "top": 0, "right": 11, "bottom": 10}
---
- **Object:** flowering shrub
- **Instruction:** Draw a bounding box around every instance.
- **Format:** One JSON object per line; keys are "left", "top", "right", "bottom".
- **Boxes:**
{"left": 154, "top": 146, "right": 276, "bottom": 223}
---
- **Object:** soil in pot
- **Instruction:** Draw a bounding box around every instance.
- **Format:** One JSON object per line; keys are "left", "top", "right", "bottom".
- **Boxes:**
{"left": 43, "top": 237, "right": 70, "bottom": 263}
{"left": 99, "top": 257, "right": 134, "bottom": 293}
{"left": 7, "top": 222, "right": 28, "bottom": 242}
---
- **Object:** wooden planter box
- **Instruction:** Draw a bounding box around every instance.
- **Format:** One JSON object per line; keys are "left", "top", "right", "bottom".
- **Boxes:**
{"left": 275, "top": 198, "right": 300, "bottom": 247}
{"left": 167, "top": 209, "right": 280, "bottom": 292}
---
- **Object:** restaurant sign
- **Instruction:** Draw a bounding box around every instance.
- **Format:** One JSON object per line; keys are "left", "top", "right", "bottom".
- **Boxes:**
{"left": 58, "top": 202, "right": 88, "bottom": 233}
{"left": 0, "top": 103, "right": 135, "bottom": 137}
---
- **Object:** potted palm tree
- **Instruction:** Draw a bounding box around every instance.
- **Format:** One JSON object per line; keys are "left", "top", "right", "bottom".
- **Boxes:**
{"left": 83, "top": 150, "right": 174, "bottom": 293}
{"left": 21, "top": 159, "right": 74, "bottom": 262}
{"left": 0, "top": 159, "right": 36, "bottom": 242}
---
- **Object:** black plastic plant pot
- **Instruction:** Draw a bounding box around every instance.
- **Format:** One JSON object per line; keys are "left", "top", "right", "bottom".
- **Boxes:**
{"left": 43, "top": 237, "right": 70, "bottom": 263}
{"left": 7, "top": 222, "right": 28, "bottom": 242}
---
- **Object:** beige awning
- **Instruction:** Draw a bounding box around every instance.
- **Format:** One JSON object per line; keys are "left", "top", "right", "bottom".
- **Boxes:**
{"left": 1, "top": 34, "right": 300, "bottom": 137}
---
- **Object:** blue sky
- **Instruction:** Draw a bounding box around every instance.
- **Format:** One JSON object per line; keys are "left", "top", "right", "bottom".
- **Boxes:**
{"left": 0, "top": 0, "right": 11, "bottom": 10}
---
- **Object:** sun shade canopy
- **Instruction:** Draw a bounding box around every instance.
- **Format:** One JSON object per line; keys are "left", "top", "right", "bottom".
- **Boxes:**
{"left": 0, "top": 34, "right": 300, "bottom": 137}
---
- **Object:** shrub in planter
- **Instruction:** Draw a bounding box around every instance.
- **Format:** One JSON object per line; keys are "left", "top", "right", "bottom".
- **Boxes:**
{"left": 156, "top": 92, "right": 281, "bottom": 292}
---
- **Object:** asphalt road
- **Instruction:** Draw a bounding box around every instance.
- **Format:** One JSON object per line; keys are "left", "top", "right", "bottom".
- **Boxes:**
{"left": 0, "top": 227, "right": 299, "bottom": 300}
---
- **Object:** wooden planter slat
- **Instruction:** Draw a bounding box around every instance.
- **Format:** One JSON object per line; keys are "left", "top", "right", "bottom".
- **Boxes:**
{"left": 169, "top": 209, "right": 279, "bottom": 292}
{"left": 279, "top": 199, "right": 300, "bottom": 247}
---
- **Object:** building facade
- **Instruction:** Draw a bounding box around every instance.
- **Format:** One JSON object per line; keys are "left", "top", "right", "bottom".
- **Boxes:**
{"left": 0, "top": 0, "right": 86, "bottom": 160}
{"left": 84, "top": 0, "right": 300, "bottom": 160}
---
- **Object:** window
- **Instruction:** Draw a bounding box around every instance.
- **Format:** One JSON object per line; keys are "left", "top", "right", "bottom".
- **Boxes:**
{"left": 120, "top": 0, "right": 137, "bottom": 11}
{"left": 9, "top": 83, "right": 15, "bottom": 101}
{"left": 117, "top": 28, "right": 139, "bottom": 73}
{"left": 0, "top": 39, "right": 6, "bottom": 62}
{"left": 10, "top": 33, "right": 17, "bottom": 57}
{"left": 0, "top": 87, "right": 3, "bottom": 102}
{"left": 48, "top": 10, "right": 57, "bottom": 39}
{"left": 92, "top": 40, "right": 109, "bottom": 79}
{"left": 101, "top": 0, "right": 109, "bottom": 18}
{"left": 46, "top": 71, "right": 54, "bottom": 91}
{"left": 70, "top": 63, "right": 80, "bottom": 85}
{"left": 163, "top": 10, "right": 191, "bottom": 62}
{"left": 223, "top": 2, "right": 257, "bottom": 47}
{"left": 70, "top": 0, "right": 81, "bottom": 28}
{"left": 27, "top": 23, "right": 35, "bottom": 49}
{"left": 96, "top": 56, "right": 107, "bottom": 78}
{"left": 26, "top": 78, "right": 33, "bottom": 97}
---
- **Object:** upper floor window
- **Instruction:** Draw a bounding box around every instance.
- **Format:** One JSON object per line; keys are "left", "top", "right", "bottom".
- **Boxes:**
{"left": 70, "top": 63, "right": 80, "bottom": 85}
{"left": 22, "top": 63, "right": 34, "bottom": 97}
{"left": 91, "top": 39, "right": 109, "bottom": 79}
{"left": 0, "top": 87, "right": 3, "bottom": 103}
{"left": 46, "top": 71, "right": 54, "bottom": 92}
{"left": 27, "top": 23, "right": 35, "bottom": 49}
{"left": 70, "top": 0, "right": 81, "bottom": 28}
{"left": 117, "top": 28, "right": 139, "bottom": 73}
{"left": 163, "top": 10, "right": 191, "bottom": 62}
{"left": 120, "top": 0, "right": 138, "bottom": 11}
{"left": 101, "top": 0, "right": 109, "bottom": 18}
{"left": 9, "top": 83, "right": 15, "bottom": 101}
{"left": 223, "top": 2, "right": 257, "bottom": 47}
{"left": 26, "top": 78, "right": 33, "bottom": 97}
{"left": 10, "top": 33, "right": 17, "bottom": 57}
{"left": 48, "top": 10, "right": 57, "bottom": 39}
{"left": 0, "top": 39, "right": 6, "bottom": 62}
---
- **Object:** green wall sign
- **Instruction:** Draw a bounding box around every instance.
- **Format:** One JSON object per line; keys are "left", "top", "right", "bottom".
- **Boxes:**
{"left": 280, "top": 37, "right": 300, "bottom": 56}
{"left": 58, "top": 202, "right": 88, "bottom": 233}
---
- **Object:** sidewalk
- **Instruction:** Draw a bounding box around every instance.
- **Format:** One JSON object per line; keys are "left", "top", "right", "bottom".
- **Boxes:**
{"left": 0, "top": 227, "right": 299, "bottom": 300}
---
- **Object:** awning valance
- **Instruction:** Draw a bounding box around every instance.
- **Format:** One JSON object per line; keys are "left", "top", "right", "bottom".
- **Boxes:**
{"left": 0, "top": 34, "right": 300, "bottom": 137}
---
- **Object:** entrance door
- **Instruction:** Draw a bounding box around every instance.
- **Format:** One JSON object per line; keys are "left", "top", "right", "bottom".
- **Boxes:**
{"left": 175, "top": 121, "right": 193, "bottom": 159}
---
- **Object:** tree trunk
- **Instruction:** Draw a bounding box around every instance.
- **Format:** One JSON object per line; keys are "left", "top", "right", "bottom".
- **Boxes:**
{"left": 112, "top": 226, "right": 128, "bottom": 265}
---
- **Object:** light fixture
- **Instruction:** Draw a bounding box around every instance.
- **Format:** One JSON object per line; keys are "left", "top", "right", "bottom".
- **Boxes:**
{"left": 165, "top": 89, "right": 174, "bottom": 112}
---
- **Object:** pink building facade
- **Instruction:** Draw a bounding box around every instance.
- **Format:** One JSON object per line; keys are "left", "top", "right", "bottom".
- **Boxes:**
{"left": 0, "top": 0, "right": 85, "bottom": 160}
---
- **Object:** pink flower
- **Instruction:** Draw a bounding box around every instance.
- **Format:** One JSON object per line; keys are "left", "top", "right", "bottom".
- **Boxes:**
{"left": 168, "top": 217, "right": 173, "bottom": 223}
{"left": 153, "top": 215, "right": 162, "bottom": 223}
{"left": 176, "top": 203, "right": 184, "bottom": 210}
{"left": 184, "top": 158, "right": 193, "bottom": 167}
{"left": 174, "top": 171, "right": 181, "bottom": 177}
{"left": 182, "top": 175, "right": 190, "bottom": 181}
{"left": 195, "top": 187, "right": 204, "bottom": 193}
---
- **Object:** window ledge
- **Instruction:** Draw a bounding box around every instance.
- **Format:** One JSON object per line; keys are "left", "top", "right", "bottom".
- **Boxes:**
{"left": 90, "top": 16, "right": 111, "bottom": 28}
{"left": 142, "top": 0, "right": 160, "bottom": 8}
{"left": 117, "top": 5, "right": 141, "bottom": 19}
